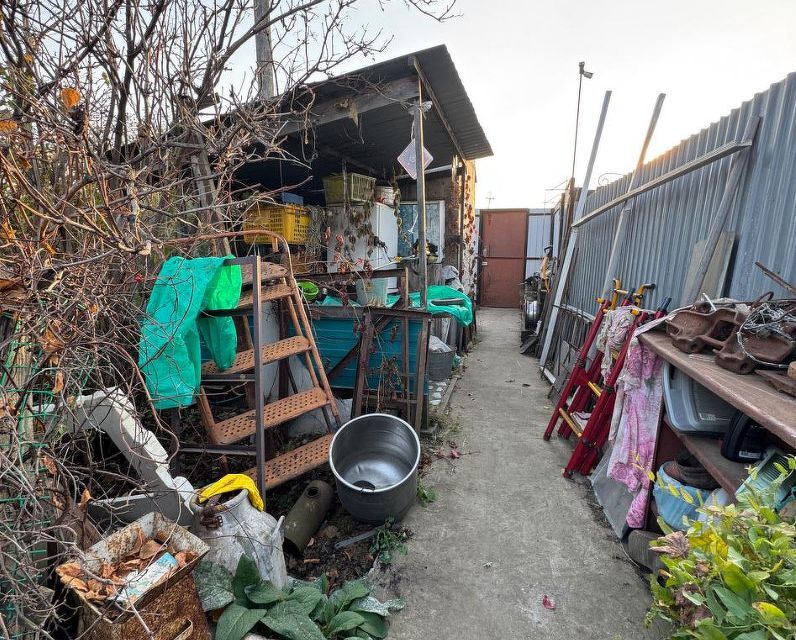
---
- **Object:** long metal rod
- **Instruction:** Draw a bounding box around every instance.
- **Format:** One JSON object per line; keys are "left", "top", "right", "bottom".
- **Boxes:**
{"left": 251, "top": 255, "right": 267, "bottom": 495}
{"left": 572, "top": 137, "right": 754, "bottom": 229}
{"left": 538, "top": 90, "right": 612, "bottom": 370}
{"left": 683, "top": 116, "right": 761, "bottom": 303}
{"left": 600, "top": 93, "right": 666, "bottom": 297}
{"left": 414, "top": 84, "right": 429, "bottom": 309}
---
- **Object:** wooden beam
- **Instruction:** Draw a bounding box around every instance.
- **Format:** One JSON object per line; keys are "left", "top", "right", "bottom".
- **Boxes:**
{"left": 411, "top": 56, "right": 466, "bottom": 161}
{"left": 279, "top": 77, "right": 419, "bottom": 136}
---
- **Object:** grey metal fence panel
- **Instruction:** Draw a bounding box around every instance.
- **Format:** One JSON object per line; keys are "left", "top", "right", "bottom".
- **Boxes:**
{"left": 565, "top": 73, "right": 796, "bottom": 313}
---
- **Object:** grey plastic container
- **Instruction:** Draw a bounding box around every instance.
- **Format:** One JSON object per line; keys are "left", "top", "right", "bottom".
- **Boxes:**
{"left": 662, "top": 362, "right": 736, "bottom": 435}
{"left": 329, "top": 413, "right": 420, "bottom": 523}
{"left": 427, "top": 349, "right": 455, "bottom": 381}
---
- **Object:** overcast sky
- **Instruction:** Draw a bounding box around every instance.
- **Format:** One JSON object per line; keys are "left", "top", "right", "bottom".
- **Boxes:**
{"left": 235, "top": 0, "right": 796, "bottom": 209}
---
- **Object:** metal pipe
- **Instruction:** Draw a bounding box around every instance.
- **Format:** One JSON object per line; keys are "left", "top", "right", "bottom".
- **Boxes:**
{"left": 538, "top": 90, "right": 612, "bottom": 372}
{"left": 414, "top": 88, "right": 429, "bottom": 309}
{"left": 282, "top": 480, "right": 335, "bottom": 556}
{"left": 600, "top": 93, "right": 666, "bottom": 298}
{"left": 251, "top": 255, "right": 267, "bottom": 496}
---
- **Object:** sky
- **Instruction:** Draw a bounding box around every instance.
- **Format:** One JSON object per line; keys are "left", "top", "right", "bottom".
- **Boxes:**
{"left": 234, "top": 0, "right": 796, "bottom": 209}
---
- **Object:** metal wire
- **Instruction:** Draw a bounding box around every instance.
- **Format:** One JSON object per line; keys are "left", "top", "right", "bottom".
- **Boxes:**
{"left": 736, "top": 301, "right": 796, "bottom": 368}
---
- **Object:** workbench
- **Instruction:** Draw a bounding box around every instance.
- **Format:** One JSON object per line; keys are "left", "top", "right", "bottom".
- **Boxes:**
{"left": 638, "top": 330, "right": 796, "bottom": 526}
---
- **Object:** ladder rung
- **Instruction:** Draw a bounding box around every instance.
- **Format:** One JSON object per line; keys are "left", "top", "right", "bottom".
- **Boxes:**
{"left": 209, "top": 387, "right": 330, "bottom": 444}
{"left": 559, "top": 407, "right": 584, "bottom": 438}
{"left": 237, "top": 283, "right": 295, "bottom": 308}
{"left": 587, "top": 381, "right": 602, "bottom": 397}
{"left": 202, "top": 336, "right": 311, "bottom": 379}
{"left": 240, "top": 262, "right": 288, "bottom": 286}
{"left": 244, "top": 434, "right": 333, "bottom": 490}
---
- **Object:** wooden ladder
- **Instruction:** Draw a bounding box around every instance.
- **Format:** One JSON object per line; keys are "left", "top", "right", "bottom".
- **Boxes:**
{"left": 197, "top": 243, "right": 341, "bottom": 494}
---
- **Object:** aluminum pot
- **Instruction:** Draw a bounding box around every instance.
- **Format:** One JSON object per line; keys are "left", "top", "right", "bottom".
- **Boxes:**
{"left": 329, "top": 413, "right": 420, "bottom": 524}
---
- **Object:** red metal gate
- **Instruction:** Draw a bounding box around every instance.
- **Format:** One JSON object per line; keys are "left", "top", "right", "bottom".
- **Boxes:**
{"left": 478, "top": 209, "right": 528, "bottom": 307}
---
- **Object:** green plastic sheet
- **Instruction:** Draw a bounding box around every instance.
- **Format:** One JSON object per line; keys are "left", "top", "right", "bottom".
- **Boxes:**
{"left": 138, "top": 256, "right": 241, "bottom": 409}
{"left": 316, "top": 284, "right": 473, "bottom": 326}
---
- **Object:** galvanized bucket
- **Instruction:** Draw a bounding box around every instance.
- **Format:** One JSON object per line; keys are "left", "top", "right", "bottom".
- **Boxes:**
{"left": 329, "top": 413, "right": 420, "bottom": 523}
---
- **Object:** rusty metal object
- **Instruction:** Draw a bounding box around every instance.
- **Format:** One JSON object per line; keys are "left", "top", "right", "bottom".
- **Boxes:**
{"left": 79, "top": 574, "right": 210, "bottom": 640}
{"left": 715, "top": 326, "right": 796, "bottom": 374}
{"left": 282, "top": 480, "right": 334, "bottom": 556}
{"left": 666, "top": 306, "right": 745, "bottom": 354}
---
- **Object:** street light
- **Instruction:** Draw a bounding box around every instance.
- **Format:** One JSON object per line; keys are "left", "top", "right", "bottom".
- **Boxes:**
{"left": 570, "top": 61, "right": 595, "bottom": 186}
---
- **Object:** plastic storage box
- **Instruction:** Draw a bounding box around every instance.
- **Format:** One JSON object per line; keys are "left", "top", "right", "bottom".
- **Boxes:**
{"left": 243, "top": 203, "right": 310, "bottom": 244}
{"left": 662, "top": 362, "right": 736, "bottom": 435}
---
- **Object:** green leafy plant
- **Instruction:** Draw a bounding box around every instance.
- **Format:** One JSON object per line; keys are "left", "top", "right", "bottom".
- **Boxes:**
{"left": 197, "top": 557, "right": 405, "bottom": 640}
{"left": 369, "top": 519, "right": 409, "bottom": 565}
{"left": 416, "top": 482, "right": 437, "bottom": 507}
{"left": 646, "top": 456, "right": 796, "bottom": 640}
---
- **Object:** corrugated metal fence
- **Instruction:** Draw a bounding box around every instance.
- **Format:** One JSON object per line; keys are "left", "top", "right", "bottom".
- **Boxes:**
{"left": 546, "top": 72, "right": 796, "bottom": 378}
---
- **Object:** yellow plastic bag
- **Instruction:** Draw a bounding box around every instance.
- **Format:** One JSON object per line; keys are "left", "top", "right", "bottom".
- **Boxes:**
{"left": 198, "top": 473, "right": 264, "bottom": 511}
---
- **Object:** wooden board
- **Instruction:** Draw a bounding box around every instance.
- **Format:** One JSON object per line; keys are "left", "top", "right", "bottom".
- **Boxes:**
{"left": 640, "top": 331, "right": 796, "bottom": 448}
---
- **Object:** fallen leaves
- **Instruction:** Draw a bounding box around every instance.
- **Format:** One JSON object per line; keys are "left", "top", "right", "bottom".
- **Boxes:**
{"left": 55, "top": 537, "right": 198, "bottom": 609}
{"left": 78, "top": 488, "right": 92, "bottom": 511}
{"left": 652, "top": 531, "right": 690, "bottom": 559}
{"left": 542, "top": 595, "right": 556, "bottom": 610}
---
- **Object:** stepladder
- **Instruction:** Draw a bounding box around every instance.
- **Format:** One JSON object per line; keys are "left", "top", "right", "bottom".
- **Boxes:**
{"left": 196, "top": 235, "right": 341, "bottom": 496}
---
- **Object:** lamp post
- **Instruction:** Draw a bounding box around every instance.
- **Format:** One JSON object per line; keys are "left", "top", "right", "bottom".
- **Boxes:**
{"left": 570, "top": 61, "right": 594, "bottom": 188}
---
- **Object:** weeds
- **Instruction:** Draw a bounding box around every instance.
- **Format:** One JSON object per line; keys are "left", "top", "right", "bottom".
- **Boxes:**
{"left": 370, "top": 519, "right": 409, "bottom": 565}
{"left": 416, "top": 482, "right": 437, "bottom": 506}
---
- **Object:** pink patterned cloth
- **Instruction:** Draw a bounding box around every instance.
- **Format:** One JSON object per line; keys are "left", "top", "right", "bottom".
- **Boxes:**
{"left": 607, "top": 320, "right": 666, "bottom": 528}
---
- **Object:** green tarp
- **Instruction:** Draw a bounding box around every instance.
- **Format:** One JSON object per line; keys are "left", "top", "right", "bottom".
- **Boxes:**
{"left": 138, "top": 256, "right": 241, "bottom": 410}
{"left": 317, "top": 284, "right": 473, "bottom": 326}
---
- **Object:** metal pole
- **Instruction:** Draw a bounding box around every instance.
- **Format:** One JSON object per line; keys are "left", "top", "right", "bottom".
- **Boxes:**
{"left": 570, "top": 71, "right": 584, "bottom": 184}
{"left": 682, "top": 116, "right": 760, "bottom": 304}
{"left": 538, "top": 90, "right": 611, "bottom": 371}
{"left": 414, "top": 90, "right": 429, "bottom": 309}
{"left": 254, "top": 0, "right": 276, "bottom": 100}
{"left": 599, "top": 93, "right": 666, "bottom": 298}
{"left": 251, "top": 255, "right": 267, "bottom": 496}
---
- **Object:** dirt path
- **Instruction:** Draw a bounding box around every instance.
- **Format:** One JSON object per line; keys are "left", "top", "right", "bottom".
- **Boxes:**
{"left": 379, "top": 307, "right": 665, "bottom": 640}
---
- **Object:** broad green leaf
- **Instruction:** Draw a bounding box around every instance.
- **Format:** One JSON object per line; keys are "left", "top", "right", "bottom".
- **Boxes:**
{"left": 246, "top": 581, "right": 287, "bottom": 605}
{"left": 261, "top": 613, "right": 326, "bottom": 640}
{"left": 327, "top": 611, "right": 365, "bottom": 636}
{"left": 722, "top": 563, "right": 756, "bottom": 595}
{"left": 705, "top": 588, "right": 725, "bottom": 624}
{"left": 314, "top": 573, "right": 329, "bottom": 594}
{"left": 714, "top": 586, "right": 752, "bottom": 623}
{"left": 747, "top": 570, "right": 770, "bottom": 583}
{"left": 357, "top": 612, "right": 387, "bottom": 639}
{"left": 752, "top": 601, "right": 789, "bottom": 626}
{"left": 232, "top": 555, "right": 260, "bottom": 601}
{"left": 354, "top": 631, "right": 373, "bottom": 640}
{"left": 216, "top": 603, "right": 267, "bottom": 640}
{"left": 682, "top": 590, "right": 705, "bottom": 606}
{"left": 694, "top": 620, "right": 727, "bottom": 640}
{"left": 383, "top": 598, "right": 406, "bottom": 612}
{"left": 336, "top": 578, "right": 372, "bottom": 607}
{"left": 270, "top": 600, "right": 311, "bottom": 618}
{"left": 733, "top": 632, "right": 768, "bottom": 640}
{"left": 310, "top": 594, "right": 328, "bottom": 622}
{"left": 350, "top": 595, "right": 406, "bottom": 617}
{"left": 193, "top": 561, "right": 234, "bottom": 612}
{"left": 287, "top": 586, "right": 325, "bottom": 616}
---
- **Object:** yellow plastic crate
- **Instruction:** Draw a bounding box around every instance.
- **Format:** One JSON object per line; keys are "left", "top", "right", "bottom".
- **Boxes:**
{"left": 323, "top": 173, "right": 376, "bottom": 204}
{"left": 243, "top": 203, "right": 310, "bottom": 244}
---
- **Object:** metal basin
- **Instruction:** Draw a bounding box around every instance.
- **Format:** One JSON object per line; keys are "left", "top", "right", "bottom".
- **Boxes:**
{"left": 329, "top": 413, "right": 420, "bottom": 523}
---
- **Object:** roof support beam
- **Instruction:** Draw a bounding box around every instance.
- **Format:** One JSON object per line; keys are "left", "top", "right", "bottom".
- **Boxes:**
{"left": 279, "top": 77, "right": 419, "bottom": 136}
{"left": 410, "top": 56, "right": 467, "bottom": 161}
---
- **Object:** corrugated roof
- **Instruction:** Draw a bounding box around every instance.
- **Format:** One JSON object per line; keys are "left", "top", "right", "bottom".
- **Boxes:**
{"left": 305, "top": 44, "right": 493, "bottom": 163}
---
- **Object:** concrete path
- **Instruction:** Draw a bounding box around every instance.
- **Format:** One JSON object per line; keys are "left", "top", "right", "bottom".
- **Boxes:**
{"left": 380, "top": 307, "right": 664, "bottom": 640}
